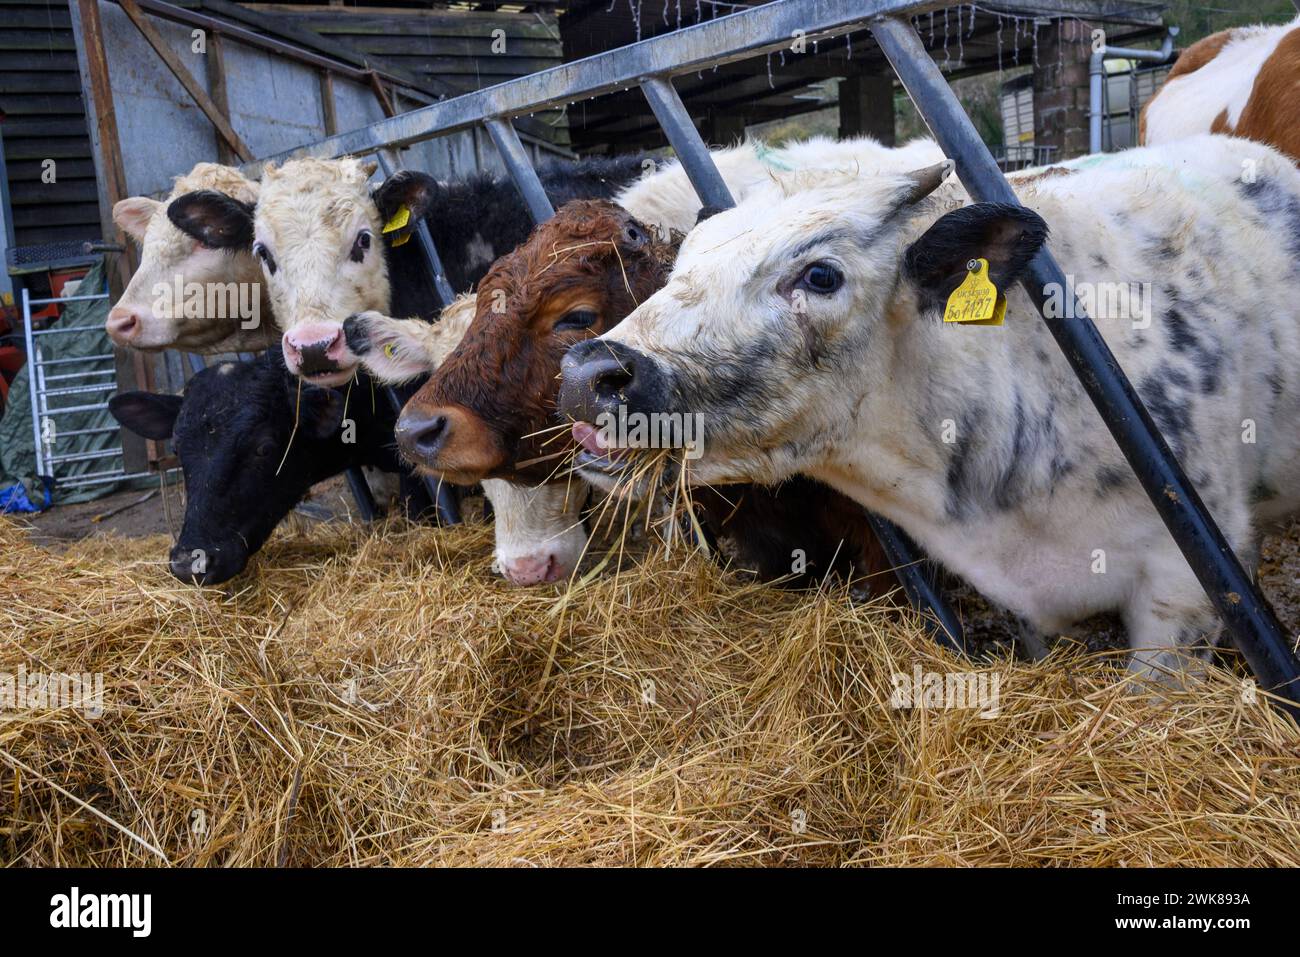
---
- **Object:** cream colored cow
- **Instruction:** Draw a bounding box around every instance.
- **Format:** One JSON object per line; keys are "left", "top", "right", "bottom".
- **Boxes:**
{"left": 108, "top": 163, "right": 276, "bottom": 353}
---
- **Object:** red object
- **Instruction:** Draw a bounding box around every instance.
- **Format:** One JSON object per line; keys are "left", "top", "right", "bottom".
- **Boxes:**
{"left": 29, "top": 267, "right": 92, "bottom": 324}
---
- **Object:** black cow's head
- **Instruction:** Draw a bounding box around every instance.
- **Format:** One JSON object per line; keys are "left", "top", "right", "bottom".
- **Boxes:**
{"left": 109, "top": 356, "right": 392, "bottom": 585}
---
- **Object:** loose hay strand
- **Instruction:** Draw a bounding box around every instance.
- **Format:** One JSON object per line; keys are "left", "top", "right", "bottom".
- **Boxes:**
{"left": 1, "top": 514, "right": 1298, "bottom": 867}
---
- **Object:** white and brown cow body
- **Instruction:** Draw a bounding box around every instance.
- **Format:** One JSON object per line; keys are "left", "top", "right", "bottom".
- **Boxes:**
{"left": 1142, "top": 15, "right": 1300, "bottom": 163}
{"left": 560, "top": 135, "right": 1300, "bottom": 678}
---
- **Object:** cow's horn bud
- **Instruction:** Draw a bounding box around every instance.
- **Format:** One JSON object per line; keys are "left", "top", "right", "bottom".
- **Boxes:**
{"left": 902, "top": 159, "right": 955, "bottom": 205}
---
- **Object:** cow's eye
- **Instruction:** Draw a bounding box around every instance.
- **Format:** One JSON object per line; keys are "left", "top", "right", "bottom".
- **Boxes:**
{"left": 350, "top": 230, "right": 372, "bottom": 263}
{"left": 798, "top": 261, "right": 842, "bottom": 295}
{"left": 555, "top": 309, "right": 598, "bottom": 331}
{"left": 253, "top": 242, "right": 277, "bottom": 275}
{"left": 254, "top": 440, "right": 277, "bottom": 458}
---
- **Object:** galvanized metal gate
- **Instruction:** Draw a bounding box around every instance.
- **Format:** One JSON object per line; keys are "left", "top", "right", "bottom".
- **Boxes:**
{"left": 244, "top": 0, "right": 1300, "bottom": 714}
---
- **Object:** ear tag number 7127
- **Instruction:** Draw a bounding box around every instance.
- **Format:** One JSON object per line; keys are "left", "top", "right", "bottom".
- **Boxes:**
{"left": 944, "top": 258, "right": 1006, "bottom": 326}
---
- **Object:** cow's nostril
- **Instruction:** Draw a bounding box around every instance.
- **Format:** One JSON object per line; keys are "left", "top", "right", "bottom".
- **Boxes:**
{"left": 107, "top": 309, "right": 141, "bottom": 342}
{"left": 589, "top": 358, "right": 634, "bottom": 399}
{"left": 397, "top": 413, "right": 449, "bottom": 463}
{"left": 593, "top": 370, "right": 632, "bottom": 398}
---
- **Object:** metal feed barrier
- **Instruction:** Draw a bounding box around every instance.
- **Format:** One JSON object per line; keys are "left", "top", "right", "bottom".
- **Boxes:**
{"left": 21, "top": 281, "right": 132, "bottom": 492}
{"left": 245, "top": 0, "right": 1300, "bottom": 714}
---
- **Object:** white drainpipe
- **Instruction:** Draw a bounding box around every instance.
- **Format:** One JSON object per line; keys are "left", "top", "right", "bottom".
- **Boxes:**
{"left": 1089, "top": 26, "right": 1179, "bottom": 154}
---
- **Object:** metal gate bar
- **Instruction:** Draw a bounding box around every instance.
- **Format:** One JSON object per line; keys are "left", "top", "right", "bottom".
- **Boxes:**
{"left": 21, "top": 283, "right": 131, "bottom": 492}
{"left": 636, "top": 75, "right": 965, "bottom": 651}
{"left": 371, "top": 149, "right": 461, "bottom": 526}
{"left": 246, "top": 0, "right": 1138, "bottom": 175}
{"left": 237, "top": 0, "right": 1299, "bottom": 708}
{"left": 872, "top": 15, "right": 1300, "bottom": 711}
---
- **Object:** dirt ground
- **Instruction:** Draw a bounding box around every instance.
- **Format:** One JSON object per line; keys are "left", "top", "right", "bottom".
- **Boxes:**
{"left": 16, "top": 474, "right": 362, "bottom": 548}
{"left": 13, "top": 477, "right": 1300, "bottom": 657}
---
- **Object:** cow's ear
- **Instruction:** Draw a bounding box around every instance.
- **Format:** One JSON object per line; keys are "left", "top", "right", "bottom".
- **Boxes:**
{"left": 294, "top": 385, "right": 347, "bottom": 440}
{"left": 372, "top": 170, "right": 438, "bottom": 224}
{"left": 694, "top": 205, "right": 725, "bottom": 226}
{"left": 167, "top": 190, "right": 255, "bottom": 250}
{"left": 902, "top": 203, "right": 1047, "bottom": 308}
{"left": 113, "top": 197, "right": 162, "bottom": 241}
{"left": 109, "top": 392, "right": 182, "bottom": 440}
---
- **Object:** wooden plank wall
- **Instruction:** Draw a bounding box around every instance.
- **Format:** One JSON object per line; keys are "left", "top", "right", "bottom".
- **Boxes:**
{"left": 244, "top": 3, "right": 570, "bottom": 149}
{"left": 1, "top": 0, "right": 102, "bottom": 247}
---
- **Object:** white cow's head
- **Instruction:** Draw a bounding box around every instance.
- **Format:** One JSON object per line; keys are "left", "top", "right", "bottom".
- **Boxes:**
{"left": 482, "top": 478, "right": 588, "bottom": 585}
{"left": 558, "top": 162, "right": 1048, "bottom": 490}
{"left": 108, "top": 163, "right": 272, "bottom": 353}
{"left": 168, "top": 158, "right": 440, "bottom": 387}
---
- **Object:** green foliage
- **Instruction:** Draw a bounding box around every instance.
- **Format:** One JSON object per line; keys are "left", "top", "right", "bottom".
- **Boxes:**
{"left": 1163, "top": 0, "right": 1294, "bottom": 45}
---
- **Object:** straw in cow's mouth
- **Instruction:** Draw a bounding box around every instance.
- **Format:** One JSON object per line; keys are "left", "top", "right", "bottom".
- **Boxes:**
{"left": 571, "top": 421, "right": 632, "bottom": 473}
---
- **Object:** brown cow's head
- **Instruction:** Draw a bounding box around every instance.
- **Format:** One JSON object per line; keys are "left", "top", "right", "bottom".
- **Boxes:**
{"left": 395, "top": 199, "right": 677, "bottom": 485}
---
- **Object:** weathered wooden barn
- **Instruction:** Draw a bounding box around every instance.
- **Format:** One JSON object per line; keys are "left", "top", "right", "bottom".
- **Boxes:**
{"left": 0, "top": 0, "right": 1169, "bottom": 488}
{"left": 1, "top": 0, "right": 1167, "bottom": 255}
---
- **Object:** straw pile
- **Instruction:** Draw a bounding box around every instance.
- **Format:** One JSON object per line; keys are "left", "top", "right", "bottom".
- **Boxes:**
{"left": 2, "top": 512, "right": 1298, "bottom": 866}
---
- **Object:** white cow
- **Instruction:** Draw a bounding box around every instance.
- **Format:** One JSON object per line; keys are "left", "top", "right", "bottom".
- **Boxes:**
{"left": 1141, "top": 15, "right": 1300, "bottom": 164}
{"left": 108, "top": 163, "right": 276, "bottom": 353}
{"left": 559, "top": 135, "right": 1300, "bottom": 679}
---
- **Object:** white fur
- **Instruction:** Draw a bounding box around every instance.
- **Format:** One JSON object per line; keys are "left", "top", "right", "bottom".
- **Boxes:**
{"left": 615, "top": 134, "right": 946, "bottom": 237}
{"left": 109, "top": 163, "right": 275, "bottom": 353}
{"left": 592, "top": 135, "right": 1300, "bottom": 679}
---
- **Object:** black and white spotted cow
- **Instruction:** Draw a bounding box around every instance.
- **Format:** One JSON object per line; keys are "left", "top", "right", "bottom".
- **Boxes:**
{"left": 559, "top": 134, "right": 1300, "bottom": 679}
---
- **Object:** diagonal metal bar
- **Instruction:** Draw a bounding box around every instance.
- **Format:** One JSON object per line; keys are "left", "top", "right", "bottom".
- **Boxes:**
{"left": 242, "top": 0, "right": 1163, "bottom": 176}
{"left": 371, "top": 150, "right": 461, "bottom": 526}
{"left": 871, "top": 15, "right": 1300, "bottom": 713}
{"left": 639, "top": 73, "right": 966, "bottom": 653}
{"left": 485, "top": 119, "right": 556, "bottom": 223}
{"left": 639, "top": 78, "right": 736, "bottom": 211}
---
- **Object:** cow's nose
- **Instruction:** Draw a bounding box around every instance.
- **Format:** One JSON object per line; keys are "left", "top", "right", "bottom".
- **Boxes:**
{"left": 499, "top": 553, "right": 564, "bottom": 586}
{"left": 170, "top": 543, "right": 243, "bottom": 586}
{"left": 395, "top": 408, "right": 449, "bottom": 464}
{"left": 558, "top": 339, "right": 667, "bottom": 423}
{"left": 283, "top": 324, "right": 346, "bottom": 375}
{"left": 106, "top": 306, "right": 142, "bottom": 345}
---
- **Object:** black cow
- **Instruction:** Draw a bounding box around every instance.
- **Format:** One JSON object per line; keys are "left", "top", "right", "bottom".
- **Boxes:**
{"left": 109, "top": 353, "right": 403, "bottom": 585}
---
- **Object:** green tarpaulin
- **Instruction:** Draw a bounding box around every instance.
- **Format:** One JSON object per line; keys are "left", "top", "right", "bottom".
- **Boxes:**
{"left": 0, "top": 261, "right": 153, "bottom": 506}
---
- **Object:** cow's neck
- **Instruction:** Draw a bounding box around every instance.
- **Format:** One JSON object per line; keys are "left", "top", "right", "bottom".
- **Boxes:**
{"left": 810, "top": 289, "right": 1041, "bottom": 534}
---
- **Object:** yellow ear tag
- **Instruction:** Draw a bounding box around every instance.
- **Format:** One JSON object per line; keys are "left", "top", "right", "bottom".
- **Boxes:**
{"left": 383, "top": 204, "right": 412, "bottom": 247}
{"left": 943, "top": 258, "right": 1006, "bottom": 326}
{"left": 383, "top": 342, "right": 398, "bottom": 359}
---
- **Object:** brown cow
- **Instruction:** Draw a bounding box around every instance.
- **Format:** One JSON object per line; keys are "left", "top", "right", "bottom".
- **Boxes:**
{"left": 344, "top": 199, "right": 894, "bottom": 592}
{"left": 1141, "top": 15, "right": 1300, "bottom": 163}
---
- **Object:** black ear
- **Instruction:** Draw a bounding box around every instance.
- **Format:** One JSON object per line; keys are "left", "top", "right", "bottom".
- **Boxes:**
{"left": 167, "top": 190, "right": 255, "bottom": 250}
{"left": 695, "top": 204, "right": 725, "bottom": 226}
{"left": 903, "top": 203, "right": 1048, "bottom": 310}
{"left": 372, "top": 170, "right": 438, "bottom": 227}
{"left": 293, "top": 384, "right": 347, "bottom": 440}
{"left": 109, "top": 392, "right": 183, "bottom": 440}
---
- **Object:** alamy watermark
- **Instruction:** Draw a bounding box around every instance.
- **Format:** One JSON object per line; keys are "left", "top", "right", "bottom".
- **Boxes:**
{"left": 1042, "top": 274, "right": 1152, "bottom": 329}
{"left": 890, "top": 664, "right": 1000, "bottom": 718}
{"left": 1, "top": 665, "right": 103, "bottom": 718}
{"left": 152, "top": 277, "right": 261, "bottom": 330}
{"left": 595, "top": 405, "right": 705, "bottom": 460}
